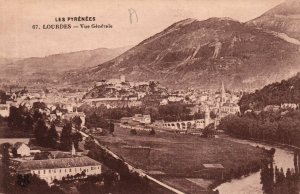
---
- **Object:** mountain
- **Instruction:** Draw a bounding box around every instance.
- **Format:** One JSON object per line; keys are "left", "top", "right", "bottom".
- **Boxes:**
{"left": 63, "top": 17, "right": 300, "bottom": 89}
{"left": 247, "top": 0, "right": 300, "bottom": 42}
{"left": 0, "top": 57, "right": 21, "bottom": 66}
{"left": 239, "top": 72, "right": 300, "bottom": 112}
{"left": 0, "top": 46, "right": 131, "bottom": 84}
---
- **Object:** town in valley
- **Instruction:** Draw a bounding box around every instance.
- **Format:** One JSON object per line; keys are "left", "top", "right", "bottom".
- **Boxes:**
{"left": 1, "top": 0, "right": 300, "bottom": 194}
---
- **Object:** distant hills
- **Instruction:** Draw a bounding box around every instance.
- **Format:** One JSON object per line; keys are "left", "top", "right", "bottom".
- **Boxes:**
{"left": 0, "top": 46, "right": 131, "bottom": 84}
{"left": 239, "top": 72, "right": 300, "bottom": 112}
{"left": 0, "top": 57, "right": 20, "bottom": 66}
{"left": 2, "top": 0, "right": 300, "bottom": 90}
{"left": 63, "top": 16, "right": 300, "bottom": 89}
{"left": 247, "top": 0, "right": 300, "bottom": 41}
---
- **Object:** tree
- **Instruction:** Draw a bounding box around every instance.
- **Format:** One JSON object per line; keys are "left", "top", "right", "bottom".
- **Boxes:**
{"left": 1, "top": 143, "right": 11, "bottom": 164}
{"left": 24, "top": 115, "right": 34, "bottom": 131}
{"left": 202, "top": 123, "right": 215, "bottom": 138}
{"left": 60, "top": 122, "right": 73, "bottom": 151}
{"left": 149, "top": 128, "right": 155, "bottom": 136}
{"left": 0, "top": 90, "right": 7, "bottom": 104}
{"left": 48, "top": 124, "right": 59, "bottom": 148}
{"left": 33, "top": 110, "right": 44, "bottom": 123}
{"left": 130, "top": 129, "right": 137, "bottom": 135}
{"left": 32, "top": 102, "right": 47, "bottom": 110}
{"left": 72, "top": 132, "right": 83, "bottom": 150}
{"left": 34, "top": 119, "right": 49, "bottom": 146}
{"left": 72, "top": 116, "right": 82, "bottom": 130}
{"left": 149, "top": 81, "right": 156, "bottom": 93}
{"left": 109, "top": 121, "right": 115, "bottom": 134}
{"left": 8, "top": 106, "right": 24, "bottom": 129}
{"left": 86, "top": 112, "right": 109, "bottom": 129}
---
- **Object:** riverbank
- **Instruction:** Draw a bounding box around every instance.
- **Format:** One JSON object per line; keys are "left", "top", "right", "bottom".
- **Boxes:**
{"left": 225, "top": 134, "right": 300, "bottom": 152}
{"left": 215, "top": 134, "right": 300, "bottom": 194}
{"left": 93, "top": 126, "right": 271, "bottom": 193}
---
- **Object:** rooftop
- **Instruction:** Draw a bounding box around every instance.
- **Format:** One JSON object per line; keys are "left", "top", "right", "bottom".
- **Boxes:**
{"left": 16, "top": 156, "right": 101, "bottom": 171}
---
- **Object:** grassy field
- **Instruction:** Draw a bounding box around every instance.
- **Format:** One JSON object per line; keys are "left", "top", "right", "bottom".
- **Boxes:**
{"left": 95, "top": 125, "right": 268, "bottom": 192}
{"left": 96, "top": 125, "right": 267, "bottom": 175}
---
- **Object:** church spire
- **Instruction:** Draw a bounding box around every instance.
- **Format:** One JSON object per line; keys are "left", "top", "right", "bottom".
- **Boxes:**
{"left": 204, "top": 105, "right": 210, "bottom": 128}
{"left": 221, "top": 81, "right": 226, "bottom": 105}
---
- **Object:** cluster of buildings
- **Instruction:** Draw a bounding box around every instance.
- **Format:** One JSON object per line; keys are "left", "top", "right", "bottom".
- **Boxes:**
{"left": 83, "top": 75, "right": 169, "bottom": 108}
{"left": 262, "top": 103, "right": 300, "bottom": 112}
{"left": 0, "top": 87, "right": 87, "bottom": 129}
{"left": 120, "top": 114, "right": 151, "bottom": 125}
{"left": 10, "top": 142, "right": 102, "bottom": 184}
{"left": 160, "top": 82, "right": 241, "bottom": 132}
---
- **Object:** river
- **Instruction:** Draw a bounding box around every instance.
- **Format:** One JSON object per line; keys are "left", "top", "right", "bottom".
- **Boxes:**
{"left": 215, "top": 136, "right": 296, "bottom": 194}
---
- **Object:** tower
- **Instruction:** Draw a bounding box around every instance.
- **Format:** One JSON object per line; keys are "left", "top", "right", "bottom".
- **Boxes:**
{"left": 204, "top": 106, "right": 210, "bottom": 128}
{"left": 220, "top": 81, "right": 226, "bottom": 105}
{"left": 120, "top": 75, "right": 126, "bottom": 82}
{"left": 71, "top": 142, "right": 76, "bottom": 156}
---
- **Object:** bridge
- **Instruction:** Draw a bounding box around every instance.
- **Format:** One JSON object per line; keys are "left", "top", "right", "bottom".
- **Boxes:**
{"left": 162, "top": 119, "right": 206, "bottom": 131}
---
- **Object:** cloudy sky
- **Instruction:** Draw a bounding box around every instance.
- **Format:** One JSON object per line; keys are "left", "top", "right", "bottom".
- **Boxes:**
{"left": 0, "top": 0, "right": 284, "bottom": 58}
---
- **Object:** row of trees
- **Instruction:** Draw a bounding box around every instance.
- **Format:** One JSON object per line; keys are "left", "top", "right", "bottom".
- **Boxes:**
{"left": 260, "top": 152, "right": 300, "bottom": 194}
{"left": 34, "top": 119, "right": 83, "bottom": 151}
{"left": 81, "top": 102, "right": 210, "bottom": 126}
{"left": 218, "top": 110, "right": 300, "bottom": 147}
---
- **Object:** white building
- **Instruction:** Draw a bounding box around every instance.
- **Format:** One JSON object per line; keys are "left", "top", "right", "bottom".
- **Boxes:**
{"left": 220, "top": 103, "right": 240, "bottom": 117}
{"left": 120, "top": 75, "right": 126, "bottom": 82}
{"left": 16, "top": 156, "right": 102, "bottom": 184}
{"left": 0, "top": 104, "right": 10, "bottom": 117}
{"left": 160, "top": 99, "right": 169, "bottom": 105}
{"left": 132, "top": 114, "right": 151, "bottom": 124}
{"left": 168, "top": 95, "right": 184, "bottom": 102}
{"left": 281, "top": 103, "right": 299, "bottom": 110}
{"left": 13, "top": 142, "right": 31, "bottom": 157}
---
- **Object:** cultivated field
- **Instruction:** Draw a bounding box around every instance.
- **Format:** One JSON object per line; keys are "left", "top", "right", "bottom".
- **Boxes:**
{"left": 95, "top": 125, "right": 268, "bottom": 192}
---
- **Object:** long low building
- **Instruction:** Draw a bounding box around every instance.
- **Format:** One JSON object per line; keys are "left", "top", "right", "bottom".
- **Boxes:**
{"left": 16, "top": 156, "right": 102, "bottom": 183}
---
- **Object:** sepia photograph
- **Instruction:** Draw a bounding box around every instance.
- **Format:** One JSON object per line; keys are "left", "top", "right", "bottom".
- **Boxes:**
{"left": 0, "top": 0, "right": 300, "bottom": 193}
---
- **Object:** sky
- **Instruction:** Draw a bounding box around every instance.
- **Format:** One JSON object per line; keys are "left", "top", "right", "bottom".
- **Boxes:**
{"left": 0, "top": 0, "right": 284, "bottom": 59}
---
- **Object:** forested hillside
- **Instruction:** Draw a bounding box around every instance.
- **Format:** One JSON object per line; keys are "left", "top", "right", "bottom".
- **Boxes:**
{"left": 239, "top": 72, "right": 300, "bottom": 112}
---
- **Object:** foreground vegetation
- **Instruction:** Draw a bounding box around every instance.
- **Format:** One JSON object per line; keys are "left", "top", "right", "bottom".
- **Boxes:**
{"left": 260, "top": 151, "right": 300, "bottom": 194}
{"left": 4, "top": 102, "right": 83, "bottom": 151}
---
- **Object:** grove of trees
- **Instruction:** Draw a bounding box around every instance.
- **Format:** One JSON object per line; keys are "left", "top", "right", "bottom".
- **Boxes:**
{"left": 218, "top": 109, "right": 300, "bottom": 147}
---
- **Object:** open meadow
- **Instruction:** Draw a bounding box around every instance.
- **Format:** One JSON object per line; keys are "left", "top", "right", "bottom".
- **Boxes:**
{"left": 95, "top": 125, "right": 269, "bottom": 192}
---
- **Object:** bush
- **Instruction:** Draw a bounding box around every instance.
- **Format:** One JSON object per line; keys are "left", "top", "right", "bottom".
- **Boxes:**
{"left": 149, "top": 128, "right": 155, "bottom": 136}
{"left": 130, "top": 129, "right": 137, "bottom": 135}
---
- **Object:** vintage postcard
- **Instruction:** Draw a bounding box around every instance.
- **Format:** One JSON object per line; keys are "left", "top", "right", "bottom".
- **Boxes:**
{"left": 0, "top": 0, "right": 300, "bottom": 193}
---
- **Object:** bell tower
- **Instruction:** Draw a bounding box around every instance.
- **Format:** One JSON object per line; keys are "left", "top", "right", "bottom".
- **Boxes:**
{"left": 220, "top": 81, "right": 226, "bottom": 105}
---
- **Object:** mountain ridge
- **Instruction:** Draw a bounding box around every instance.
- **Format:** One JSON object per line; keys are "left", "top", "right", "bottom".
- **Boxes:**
{"left": 0, "top": 46, "right": 132, "bottom": 84}
{"left": 247, "top": 0, "right": 300, "bottom": 41}
{"left": 63, "top": 16, "right": 300, "bottom": 90}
